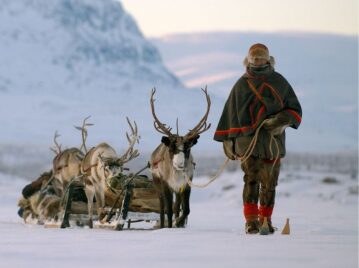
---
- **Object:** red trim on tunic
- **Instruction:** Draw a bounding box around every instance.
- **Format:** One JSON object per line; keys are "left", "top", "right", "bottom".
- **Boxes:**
{"left": 214, "top": 106, "right": 265, "bottom": 136}
{"left": 249, "top": 82, "right": 265, "bottom": 124}
{"left": 262, "top": 82, "right": 284, "bottom": 108}
{"left": 286, "top": 109, "right": 302, "bottom": 123}
{"left": 215, "top": 80, "right": 286, "bottom": 138}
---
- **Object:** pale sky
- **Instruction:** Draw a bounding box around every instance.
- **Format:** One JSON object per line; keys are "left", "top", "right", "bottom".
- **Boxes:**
{"left": 120, "top": 0, "right": 358, "bottom": 37}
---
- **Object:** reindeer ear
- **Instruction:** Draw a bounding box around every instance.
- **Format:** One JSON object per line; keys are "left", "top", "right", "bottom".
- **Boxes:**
{"left": 191, "top": 135, "right": 200, "bottom": 146}
{"left": 161, "top": 136, "right": 171, "bottom": 146}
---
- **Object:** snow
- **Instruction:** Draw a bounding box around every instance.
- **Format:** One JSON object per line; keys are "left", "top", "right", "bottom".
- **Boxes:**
{"left": 0, "top": 1, "right": 357, "bottom": 267}
{"left": 0, "top": 160, "right": 357, "bottom": 268}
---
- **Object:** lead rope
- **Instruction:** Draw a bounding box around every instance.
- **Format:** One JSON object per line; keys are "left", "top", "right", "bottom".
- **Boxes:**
{"left": 185, "top": 119, "right": 280, "bottom": 189}
{"left": 184, "top": 157, "right": 230, "bottom": 188}
{"left": 238, "top": 120, "right": 268, "bottom": 163}
{"left": 268, "top": 133, "right": 280, "bottom": 174}
{"left": 239, "top": 119, "right": 280, "bottom": 174}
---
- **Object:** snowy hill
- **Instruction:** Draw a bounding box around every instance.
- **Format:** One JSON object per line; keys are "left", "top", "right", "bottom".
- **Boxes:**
{"left": 0, "top": 0, "right": 180, "bottom": 93}
{"left": 152, "top": 32, "right": 358, "bottom": 153}
{"left": 0, "top": 0, "right": 224, "bottom": 158}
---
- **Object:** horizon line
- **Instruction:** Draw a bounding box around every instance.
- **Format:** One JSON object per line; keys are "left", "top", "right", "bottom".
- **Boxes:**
{"left": 148, "top": 29, "right": 358, "bottom": 39}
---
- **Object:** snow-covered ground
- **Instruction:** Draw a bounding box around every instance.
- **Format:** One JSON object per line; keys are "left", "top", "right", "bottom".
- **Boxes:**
{"left": 1, "top": 160, "right": 357, "bottom": 268}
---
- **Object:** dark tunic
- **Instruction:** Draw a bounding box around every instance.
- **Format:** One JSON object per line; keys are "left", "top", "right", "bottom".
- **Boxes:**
{"left": 213, "top": 66, "right": 302, "bottom": 159}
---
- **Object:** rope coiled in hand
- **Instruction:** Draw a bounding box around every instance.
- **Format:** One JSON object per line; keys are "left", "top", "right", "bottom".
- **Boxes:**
{"left": 185, "top": 119, "right": 280, "bottom": 189}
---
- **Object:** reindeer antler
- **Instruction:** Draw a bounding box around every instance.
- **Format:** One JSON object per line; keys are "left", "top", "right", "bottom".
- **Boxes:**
{"left": 50, "top": 131, "right": 62, "bottom": 155}
{"left": 74, "top": 115, "right": 94, "bottom": 154}
{"left": 116, "top": 117, "right": 140, "bottom": 165}
{"left": 150, "top": 88, "right": 175, "bottom": 137}
{"left": 184, "top": 86, "right": 212, "bottom": 140}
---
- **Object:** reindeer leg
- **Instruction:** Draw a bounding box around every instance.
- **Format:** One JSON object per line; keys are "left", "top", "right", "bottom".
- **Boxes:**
{"left": 159, "top": 193, "right": 165, "bottom": 228}
{"left": 153, "top": 176, "right": 165, "bottom": 228}
{"left": 84, "top": 184, "right": 95, "bottom": 229}
{"left": 176, "top": 186, "right": 191, "bottom": 227}
{"left": 94, "top": 185, "right": 106, "bottom": 223}
{"left": 163, "top": 184, "right": 173, "bottom": 228}
{"left": 174, "top": 193, "right": 181, "bottom": 218}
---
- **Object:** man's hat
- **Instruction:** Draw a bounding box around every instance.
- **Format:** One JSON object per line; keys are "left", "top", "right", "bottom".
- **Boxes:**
{"left": 243, "top": 43, "right": 275, "bottom": 66}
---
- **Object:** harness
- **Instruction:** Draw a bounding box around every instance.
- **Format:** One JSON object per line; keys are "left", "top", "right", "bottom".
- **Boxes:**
{"left": 151, "top": 157, "right": 163, "bottom": 169}
{"left": 82, "top": 163, "right": 99, "bottom": 176}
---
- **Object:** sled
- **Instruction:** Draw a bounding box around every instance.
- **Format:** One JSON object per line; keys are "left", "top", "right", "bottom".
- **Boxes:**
{"left": 59, "top": 168, "right": 160, "bottom": 230}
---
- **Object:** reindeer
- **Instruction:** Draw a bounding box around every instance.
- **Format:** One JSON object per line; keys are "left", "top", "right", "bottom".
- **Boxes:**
{"left": 18, "top": 126, "right": 86, "bottom": 224}
{"left": 51, "top": 130, "right": 85, "bottom": 188}
{"left": 80, "top": 118, "right": 140, "bottom": 228}
{"left": 42, "top": 117, "right": 92, "bottom": 223}
{"left": 149, "top": 88, "right": 211, "bottom": 228}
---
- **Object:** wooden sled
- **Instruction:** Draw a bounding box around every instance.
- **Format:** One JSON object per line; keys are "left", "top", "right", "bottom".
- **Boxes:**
{"left": 59, "top": 172, "right": 160, "bottom": 230}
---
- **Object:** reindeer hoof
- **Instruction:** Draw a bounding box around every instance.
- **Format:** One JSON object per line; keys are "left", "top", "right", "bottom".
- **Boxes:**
{"left": 98, "top": 211, "right": 107, "bottom": 223}
{"left": 175, "top": 217, "right": 187, "bottom": 228}
{"left": 88, "top": 220, "right": 93, "bottom": 229}
{"left": 61, "top": 220, "right": 70, "bottom": 228}
{"left": 115, "top": 223, "right": 124, "bottom": 231}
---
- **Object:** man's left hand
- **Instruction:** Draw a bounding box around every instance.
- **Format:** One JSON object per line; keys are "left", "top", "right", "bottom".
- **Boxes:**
{"left": 262, "top": 113, "right": 291, "bottom": 135}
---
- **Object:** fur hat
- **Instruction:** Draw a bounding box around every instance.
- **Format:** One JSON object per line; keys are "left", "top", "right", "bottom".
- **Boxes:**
{"left": 243, "top": 43, "right": 275, "bottom": 67}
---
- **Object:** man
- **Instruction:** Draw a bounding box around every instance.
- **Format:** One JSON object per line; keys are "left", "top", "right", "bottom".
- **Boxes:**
{"left": 213, "top": 43, "right": 302, "bottom": 234}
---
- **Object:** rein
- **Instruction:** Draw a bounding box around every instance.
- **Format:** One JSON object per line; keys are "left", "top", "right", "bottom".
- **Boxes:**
{"left": 60, "top": 174, "right": 85, "bottom": 205}
{"left": 151, "top": 157, "right": 163, "bottom": 169}
{"left": 103, "top": 123, "right": 279, "bottom": 192}
{"left": 82, "top": 163, "right": 99, "bottom": 175}
{"left": 104, "top": 162, "right": 151, "bottom": 223}
{"left": 185, "top": 120, "right": 280, "bottom": 189}
{"left": 184, "top": 157, "right": 230, "bottom": 188}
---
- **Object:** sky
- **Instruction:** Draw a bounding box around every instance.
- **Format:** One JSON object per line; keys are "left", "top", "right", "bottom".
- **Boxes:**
{"left": 120, "top": 0, "right": 358, "bottom": 37}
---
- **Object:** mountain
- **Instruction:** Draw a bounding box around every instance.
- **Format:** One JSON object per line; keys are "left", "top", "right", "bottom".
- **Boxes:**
{"left": 152, "top": 32, "right": 358, "bottom": 153}
{"left": 0, "top": 0, "right": 180, "bottom": 93}
{"left": 0, "top": 0, "right": 223, "bottom": 157}
{"left": 0, "top": 1, "right": 355, "bottom": 172}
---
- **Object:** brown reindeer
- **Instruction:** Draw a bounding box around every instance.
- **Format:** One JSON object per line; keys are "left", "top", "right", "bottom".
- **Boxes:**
{"left": 51, "top": 127, "right": 85, "bottom": 187}
{"left": 18, "top": 127, "right": 86, "bottom": 224}
{"left": 80, "top": 118, "right": 140, "bottom": 228}
{"left": 149, "top": 88, "right": 211, "bottom": 228}
{"left": 51, "top": 116, "right": 95, "bottom": 188}
{"left": 43, "top": 118, "right": 90, "bottom": 223}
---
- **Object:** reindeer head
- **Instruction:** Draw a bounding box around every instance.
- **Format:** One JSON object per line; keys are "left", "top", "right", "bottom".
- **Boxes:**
{"left": 150, "top": 87, "right": 211, "bottom": 171}
{"left": 161, "top": 135, "right": 199, "bottom": 171}
{"left": 99, "top": 117, "right": 140, "bottom": 177}
{"left": 99, "top": 156, "right": 124, "bottom": 178}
